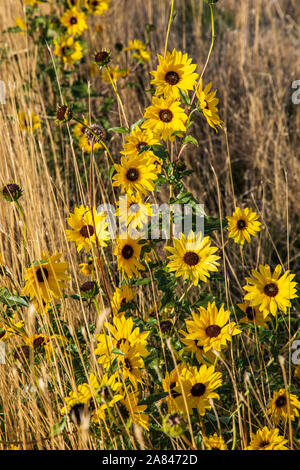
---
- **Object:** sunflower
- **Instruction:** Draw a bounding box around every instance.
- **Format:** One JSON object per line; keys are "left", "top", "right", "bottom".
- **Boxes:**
{"left": 116, "top": 193, "right": 152, "bottom": 231}
{"left": 54, "top": 36, "right": 83, "bottom": 66}
{"left": 150, "top": 49, "right": 198, "bottom": 100}
{"left": 174, "top": 364, "right": 222, "bottom": 417}
{"left": 73, "top": 119, "right": 103, "bottom": 153}
{"left": 196, "top": 79, "right": 223, "bottom": 132}
{"left": 24, "top": 333, "right": 67, "bottom": 363}
{"left": 79, "top": 257, "right": 95, "bottom": 277}
{"left": 112, "top": 155, "right": 158, "bottom": 196}
{"left": 15, "top": 17, "right": 26, "bottom": 33}
{"left": 89, "top": 373, "right": 124, "bottom": 422}
{"left": 204, "top": 433, "right": 228, "bottom": 450}
{"left": 0, "top": 313, "right": 24, "bottom": 342}
{"left": 60, "top": 7, "right": 87, "bottom": 36}
{"left": 121, "top": 126, "right": 159, "bottom": 159}
{"left": 125, "top": 39, "right": 151, "bottom": 62}
{"left": 162, "top": 364, "right": 185, "bottom": 413}
{"left": 85, "top": 0, "right": 109, "bottom": 15}
{"left": 95, "top": 315, "right": 149, "bottom": 369}
{"left": 113, "top": 233, "right": 147, "bottom": 278}
{"left": 120, "top": 342, "right": 146, "bottom": 389}
{"left": 111, "top": 284, "right": 135, "bottom": 315}
{"left": 245, "top": 426, "right": 288, "bottom": 450}
{"left": 180, "top": 302, "right": 241, "bottom": 353}
{"left": 237, "top": 301, "right": 270, "bottom": 328}
{"left": 165, "top": 230, "right": 220, "bottom": 286}
{"left": 22, "top": 253, "right": 69, "bottom": 305}
{"left": 18, "top": 111, "right": 41, "bottom": 133}
{"left": 243, "top": 264, "right": 298, "bottom": 317}
{"left": 65, "top": 205, "right": 109, "bottom": 252}
{"left": 226, "top": 207, "right": 261, "bottom": 245}
{"left": 142, "top": 96, "right": 188, "bottom": 142}
{"left": 268, "top": 389, "right": 300, "bottom": 424}
{"left": 25, "top": 0, "right": 40, "bottom": 5}
{"left": 179, "top": 329, "right": 222, "bottom": 365}
{"left": 121, "top": 391, "right": 149, "bottom": 430}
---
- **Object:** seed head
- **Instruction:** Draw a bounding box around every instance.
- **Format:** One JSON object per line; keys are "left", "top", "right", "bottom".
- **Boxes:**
{"left": 83, "top": 124, "right": 106, "bottom": 144}
{"left": 93, "top": 50, "right": 111, "bottom": 67}
{"left": 56, "top": 105, "right": 72, "bottom": 124}
{"left": 2, "top": 183, "right": 23, "bottom": 202}
{"left": 80, "top": 280, "right": 99, "bottom": 299}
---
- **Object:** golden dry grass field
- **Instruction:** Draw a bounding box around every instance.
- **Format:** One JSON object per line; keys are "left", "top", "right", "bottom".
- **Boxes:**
{"left": 0, "top": 0, "right": 299, "bottom": 452}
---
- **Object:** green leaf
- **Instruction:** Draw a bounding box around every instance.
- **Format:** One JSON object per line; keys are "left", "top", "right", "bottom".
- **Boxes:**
{"left": 71, "top": 82, "right": 90, "bottom": 98}
{"left": 134, "top": 278, "right": 151, "bottom": 286}
{"left": 111, "top": 348, "right": 126, "bottom": 356}
{"left": 108, "top": 126, "right": 129, "bottom": 134}
{"left": 204, "top": 216, "right": 228, "bottom": 234}
{"left": 138, "top": 392, "right": 169, "bottom": 406}
{"left": 130, "top": 118, "right": 145, "bottom": 130}
{"left": 182, "top": 135, "right": 199, "bottom": 147}
{"left": 49, "top": 416, "right": 67, "bottom": 437}
{"left": 108, "top": 164, "right": 115, "bottom": 179}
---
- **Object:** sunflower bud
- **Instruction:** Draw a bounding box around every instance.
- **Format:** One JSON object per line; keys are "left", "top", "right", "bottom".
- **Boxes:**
{"left": 1, "top": 184, "right": 23, "bottom": 202}
{"left": 93, "top": 50, "right": 110, "bottom": 67}
{"left": 159, "top": 320, "right": 173, "bottom": 334}
{"left": 162, "top": 413, "right": 186, "bottom": 438}
{"left": 56, "top": 105, "right": 72, "bottom": 124}
{"left": 80, "top": 280, "right": 99, "bottom": 299}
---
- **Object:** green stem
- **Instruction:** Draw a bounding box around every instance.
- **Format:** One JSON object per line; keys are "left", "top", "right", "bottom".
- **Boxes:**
{"left": 73, "top": 118, "right": 115, "bottom": 165}
{"left": 104, "top": 65, "right": 129, "bottom": 129}
{"left": 164, "top": 0, "right": 175, "bottom": 57}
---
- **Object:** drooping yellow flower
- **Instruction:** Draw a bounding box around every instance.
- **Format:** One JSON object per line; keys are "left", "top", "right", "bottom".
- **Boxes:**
{"left": 113, "top": 233, "right": 146, "bottom": 278}
{"left": 237, "top": 301, "right": 270, "bottom": 328}
{"left": 196, "top": 78, "right": 223, "bottom": 132}
{"left": 121, "top": 391, "right": 149, "bottom": 430}
{"left": 267, "top": 389, "right": 300, "bottom": 424}
{"left": 180, "top": 302, "right": 241, "bottom": 353}
{"left": 54, "top": 36, "right": 83, "bottom": 66}
{"left": 85, "top": 0, "right": 109, "bottom": 15}
{"left": 151, "top": 49, "right": 198, "bottom": 99}
{"left": 60, "top": 7, "right": 87, "bottom": 36}
{"left": 204, "top": 433, "right": 228, "bottom": 450}
{"left": 15, "top": 17, "right": 26, "bottom": 33}
{"left": 111, "top": 284, "right": 135, "bottom": 315}
{"left": 174, "top": 364, "right": 222, "bottom": 417}
{"left": 125, "top": 39, "right": 151, "bottom": 62}
{"left": 165, "top": 230, "right": 220, "bottom": 286}
{"left": 18, "top": 111, "right": 41, "bottom": 133}
{"left": 65, "top": 205, "right": 110, "bottom": 252}
{"left": 245, "top": 426, "right": 288, "bottom": 450}
{"left": 101, "top": 65, "right": 129, "bottom": 82}
{"left": 243, "top": 264, "right": 298, "bottom": 318}
{"left": 142, "top": 96, "right": 188, "bottom": 142}
{"left": 22, "top": 253, "right": 69, "bottom": 305}
{"left": 226, "top": 207, "right": 261, "bottom": 245}
{"left": 112, "top": 155, "right": 158, "bottom": 196}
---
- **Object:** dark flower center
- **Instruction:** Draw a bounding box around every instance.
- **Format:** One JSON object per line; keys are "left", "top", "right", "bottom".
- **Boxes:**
{"left": 70, "top": 17, "right": 78, "bottom": 25}
{"left": 2, "top": 183, "right": 20, "bottom": 197}
{"left": 13, "top": 345, "right": 30, "bottom": 360}
{"left": 159, "top": 109, "right": 173, "bottom": 123}
{"left": 263, "top": 283, "right": 279, "bottom": 297}
{"left": 210, "top": 447, "right": 221, "bottom": 451}
{"left": 121, "top": 244, "right": 134, "bottom": 260}
{"left": 165, "top": 71, "right": 180, "bottom": 85}
{"left": 259, "top": 441, "right": 270, "bottom": 448}
{"left": 206, "top": 324, "right": 221, "bottom": 338}
{"left": 183, "top": 251, "right": 199, "bottom": 266}
{"left": 137, "top": 141, "right": 147, "bottom": 151}
{"left": 190, "top": 382, "right": 206, "bottom": 397}
{"left": 275, "top": 395, "right": 287, "bottom": 408}
{"left": 160, "top": 320, "right": 172, "bottom": 333}
{"left": 80, "top": 224, "right": 94, "bottom": 238}
{"left": 56, "top": 105, "right": 68, "bottom": 121}
{"left": 126, "top": 168, "right": 139, "bottom": 182}
{"left": 246, "top": 306, "right": 255, "bottom": 320}
{"left": 35, "top": 267, "right": 49, "bottom": 283}
{"left": 80, "top": 280, "right": 97, "bottom": 293}
{"left": 237, "top": 219, "right": 246, "bottom": 230}
{"left": 33, "top": 336, "right": 47, "bottom": 348}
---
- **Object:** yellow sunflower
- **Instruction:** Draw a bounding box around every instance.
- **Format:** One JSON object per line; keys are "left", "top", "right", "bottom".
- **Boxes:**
{"left": 174, "top": 364, "right": 222, "bottom": 417}
{"left": 60, "top": 7, "right": 87, "bottom": 36}
{"left": 180, "top": 302, "right": 241, "bottom": 353}
{"left": 162, "top": 364, "right": 185, "bottom": 413}
{"left": 179, "top": 329, "right": 223, "bottom": 365}
{"left": 196, "top": 78, "right": 223, "bottom": 132}
{"left": 15, "top": 17, "right": 26, "bottom": 33}
{"left": 125, "top": 39, "right": 151, "bottom": 62}
{"left": 243, "top": 264, "right": 298, "bottom": 317}
{"left": 226, "top": 207, "right": 261, "bottom": 245}
{"left": 245, "top": 426, "right": 288, "bottom": 450}
{"left": 112, "top": 155, "right": 158, "bottom": 196}
{"left": 65, "top": 205, "right": 109, "bottom": 252}
{"left": 54, "top": 36, "right": 83, "bottom": 66}
{"left": 150, "top": 49, "right": 198, "bottom": 99}
{"left": 113, "top": 233, "right": 147, "bottom": 278}
{"left": 121, "top": 126, "right": 159, "bottom": 159}
{"left": 237, "top": 301, "right": 270, "bottom": 328}
{"left": 142, "top": 96, "right": 188, "bottom": 142}
{"left": 22, "top": 253, "right": 69, "bottom": 305}
{"left": 79, "top": 257, "right": 95, "bottom": 277}
{"left": 101, "top": 65, "right": 129, "bottom": 82}
{"left": 18, "top": 111, "right": 41, "bottom": 133}
{"left": 0, "top": 313, "right": 24, "bottom": 342}
{"left": 268, "top": 389, "right": 300, "bottom": 424}
{"left": 111, "top": 284, "right": 135, "bottom": 315}
{"left": 165, "top": 230, "right": 220, "bottom": 286}
{"left": 116, "top": 193, "right": 153, "bottom": 230}
{"left": 121, "top": 391, "right": 149, "bottom": 430}
{"left": 85, "top": 0, "right": 109, "bottom": 15}
{"left": 204, "top": 433, "right": 228, "bottom": 450}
